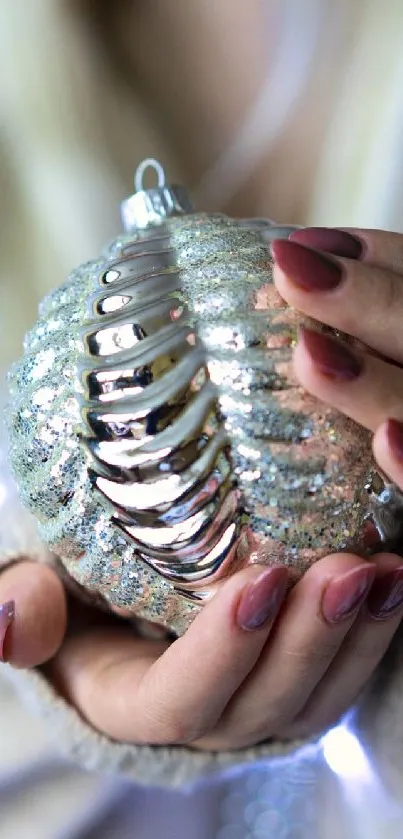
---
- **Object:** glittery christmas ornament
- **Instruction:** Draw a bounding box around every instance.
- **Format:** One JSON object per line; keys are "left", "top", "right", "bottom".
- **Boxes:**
{"left": 6, "top": 160, "right": 403, "bottom": 634}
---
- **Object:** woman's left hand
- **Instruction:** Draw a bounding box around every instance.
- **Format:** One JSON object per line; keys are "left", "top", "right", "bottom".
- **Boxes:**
{"left": 272, "top": 226, "right": 403, "bottom": 491}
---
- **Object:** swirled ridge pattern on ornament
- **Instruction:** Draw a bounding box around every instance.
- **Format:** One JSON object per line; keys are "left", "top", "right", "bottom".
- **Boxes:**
{"left": 78, "top": 221, "right": 243, "bottom": 596}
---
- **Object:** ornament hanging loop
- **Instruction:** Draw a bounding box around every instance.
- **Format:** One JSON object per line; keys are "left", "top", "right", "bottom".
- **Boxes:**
{"left": 121, "top": 158, "right": 194, "bottom": 233}
{"left": 134, "top": 158, "right": 166, "bottom": 193}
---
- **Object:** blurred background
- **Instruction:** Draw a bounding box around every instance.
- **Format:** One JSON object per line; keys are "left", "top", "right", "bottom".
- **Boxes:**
{"left": 2, "top": 0, "right": 403, "bottom": 369}
{"left": 1, "top": 1, "right": 403, "bottom": 836}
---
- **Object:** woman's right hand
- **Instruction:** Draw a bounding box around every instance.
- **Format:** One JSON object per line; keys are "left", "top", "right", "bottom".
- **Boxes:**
{"left": 2, "top": 546, "right": 403, "bottom": 751}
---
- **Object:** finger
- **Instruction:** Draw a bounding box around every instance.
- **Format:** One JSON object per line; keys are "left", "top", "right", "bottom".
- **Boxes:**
{"left": 203, "top": 554, "right": 375, "bottom": 750}
{"left": 373, "top": 418, "right": 403, "bottom": 492}
{"left": 49, "top": 565, "right": 288, "bottom": 745}
{"left": 293, "top": 326, "right": 403, "bottom": 432}
{"left": 0, "top": 562, "right": 67, "bottom": 668}
{"left": 289, "top": 227, "right": 403, "bottom": 275}
{"left": 284, "top": 553, "right": 403, "bottom": 738}
{"left": 272, "top": 239, "right": 403, "bottom": 364}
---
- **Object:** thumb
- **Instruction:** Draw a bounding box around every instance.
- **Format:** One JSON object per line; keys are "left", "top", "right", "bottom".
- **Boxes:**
{"left": 0, "top": 561, "right": 67, "bottom": 668}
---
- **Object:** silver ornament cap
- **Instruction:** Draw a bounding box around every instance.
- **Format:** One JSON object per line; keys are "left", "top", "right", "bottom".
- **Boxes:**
{"left": 120, "top": 158, "right": 194, "bottom": 232}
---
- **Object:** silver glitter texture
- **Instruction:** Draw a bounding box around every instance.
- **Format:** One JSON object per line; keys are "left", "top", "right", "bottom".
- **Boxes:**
{"left": 6, "top": 174, "right": 403, "bottom": 634}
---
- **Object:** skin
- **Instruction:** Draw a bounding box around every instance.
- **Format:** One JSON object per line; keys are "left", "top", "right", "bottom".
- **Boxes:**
{"left": 2, "top": 227, "right": 403, "bottom": 750}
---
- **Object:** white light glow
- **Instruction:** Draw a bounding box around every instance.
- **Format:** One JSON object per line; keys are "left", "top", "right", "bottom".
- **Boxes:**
{"left": 322, "top": 724, "right": 372, "bottom": 782}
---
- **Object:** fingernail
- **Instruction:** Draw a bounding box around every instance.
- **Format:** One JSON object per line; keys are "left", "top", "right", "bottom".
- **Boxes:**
{"left": 271, "top": 239, "right": 343, "bottom": 292}
{"left": 290, "top": 228, "right": 364, "bottom": 260}
{"left": 300, "top": 327, "right": 363, "bottom": 381}
{"left": 367, "top": 566, "right": 403, "bottom": 620}
{"left": 322, "top": 565, "right": 375, "bottom": 624}
{"left": 386, "top": 418, "right": 403, "bottom": 463}
{"left": 237, "top": 567, "right": 288, "bottom": 631}
{"left": 0, "top": 601, "right": 15, "bottom": 662}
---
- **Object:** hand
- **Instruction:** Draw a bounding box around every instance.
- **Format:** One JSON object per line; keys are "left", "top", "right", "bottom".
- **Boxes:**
{"left": 271, "top": 227, "right": 403, "bottom": 496}
{"left": 2, "top": 547, "right": 402, "bottom": 750}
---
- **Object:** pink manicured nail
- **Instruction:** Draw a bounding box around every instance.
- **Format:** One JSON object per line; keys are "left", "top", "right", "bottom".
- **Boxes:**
{"left": 368, "top": 566, "right": 403, "bottom": 620}
{"left": 0, "top": 601, "right": 15, "bottom": 662}
{"left": 386, "top": 418, "right": 403, "bottom": 463}
{"left": 290, "top": 228, "right": 364, "bottom": 259}
{"left": 236, "top": 567, "right": 288, "bottom": 631}
{"left": 300, "top": 327, "right": 364, "bottom": 381}
{"left": 322, "top": 565, "right": 375, "bottom": 624}
{"left": 271, "top": 239, "right": 343, "bottom": 292}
